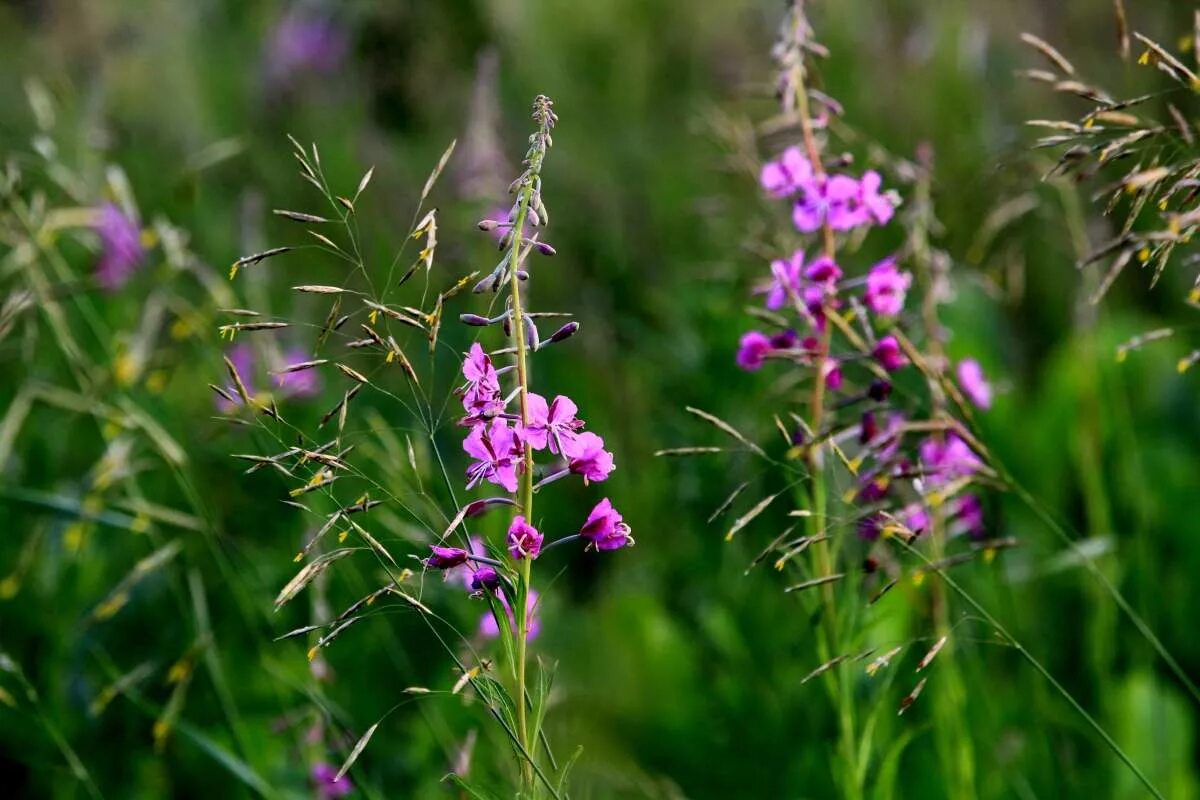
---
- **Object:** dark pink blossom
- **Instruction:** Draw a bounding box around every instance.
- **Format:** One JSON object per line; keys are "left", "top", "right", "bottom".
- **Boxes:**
{"left": 425, "top": 545, "right": 469, "bottom": 570}
{"left": 900, "top": 502, "right": 930, "bottom": 535}
{"left": 918, "top": 434, "right": 982, "bottom": 485}
{"left": 804, "top": 255, "right": 842, "bottom": 285}
{"left": 506, "top": 515, "right": 543, "bottom": 560}
{"left": 579, "top": 498, "right": 633, "bottom": 550}
{"left": 821, "top": 357, "right": 843, "bottom": 391}
{"left": 762, "top": 250, "right": 805, "bottom": 310}
{"left": 857, "top": 170, "right": 895, "bottom": 226}
{"left": 793, "top": 174, "right": 863, "bottom": 232}
{"left": 566, "top": 432, "right": 615, "bottom": 484}
{"left": 311, "top": 763, "right": 353, "bottom": 798}
{"left": 760, "top": 146, "right": 813, "bottom": 198}
{"left": 94, "top": 203, "right": 145, "bottom": 291}
{"left": 469, "top": 566, "right": 501, "bottom": 594}
{"left": 956, "top": 359, "right": 992, "bottom": 409}
{"left": 863, "top": 257, "right": 912, "bottom": 317}
{"left": 954, "top": 494, "right": 985, "bottom": 539}
{"left": 517, "top": 393, "right": 584, "bottom": 454}
{"left": 737, "top": 331, "right": 773, "bottom": 371}
{"left": 872, "top": 335, "right": 908, "bottom": 372}
{"left": 464, "top": 419, "right": 523, "bottom": 492}
{"left": 462, "top": 343, "right": 504, "bottom": 418}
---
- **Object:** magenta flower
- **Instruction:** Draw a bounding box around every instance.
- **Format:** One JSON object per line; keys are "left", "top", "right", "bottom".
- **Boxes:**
{"left": 760, "top": 146, "right": 813, "bottom": 198}
{"left": 863, "top": 257, "right": 912, "bottom": 317}
{"left": 954, "top": 494, "right": 985, "bottom": 539}
{"left": 857, "top": 170, "right": 895, "bottom": 226}
{"left": 506, "top": 516, "right": 543, "bottom": 560}
{"left": 804, "top": 255, "right": 842, "bottom": 285}
{"left": 762, "top": 250, "right": 805, "bottom": 310}
{"left": 469, "top": 566, "right": 501, "bottom": 594}
{"left": 215, "top": 344, "right": 256, "bottom": 412}
{"left": 481, "top": 589, "right": 540, "bottom": 641}
{"left": 956, "top": 359, "right": 992, "bottom": 410}
{"left": 518, "top": 393, "right": 584, "bottom": 454}
{"left": 918, "top": 434, "right": 982, "bottom": 485}
{"left": 900, "top": 502, "right": 930, "bottom": 535}
{"left": 736, "top": 331, "right": 773, "bottom": 371}
{"left": 462, "top": 343, "right": 504, "bottom": 418}
{"left": 274, "top": 347, "right": 322, "bottom": 398}
{"left": 793, "top": 174, "right": 863, "bottom": 233}
{"left": 464, "top": 419, "right": 523, "bottom": 492}
{"left": 579, "top": 498, "right": 633, "bottom": 550}
{"left": 872, "top": 335, "right": 908, "bottom": 372}
{"left": 425, "top": 545, "right": 470, "bottom": 570}
{"left": 821, "top": 357, "right": 843, "bottom": 391}
{"left": 311, "top": 763, "right": 353, "bottom": 798}
{"left": 94, "top": 203, "right": 145, "bottom": 291}
{"left": 566, "top": 432, "right": 615, "bottom": 484}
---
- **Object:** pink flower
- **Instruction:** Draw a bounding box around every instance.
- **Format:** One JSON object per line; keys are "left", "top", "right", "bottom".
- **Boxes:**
{"left": 918, "top": 434, "right": 982, "bottom": 486}
{"left": 481, "top": 589, "right": 540, "bottom": 641}
{"left": 804, "top": 256, "right": 842, "bottom": 285}
{"left": 956, "top": 359, "right": 992, "bottom": 409}
{"left": 821, "top": 357, "right": 843, "bottom": 391}
{"left": 872, "top": 335, "right": 908, "bottom": 372}
{"left": 762, "top": 250, "right": 805, "bottom": 310}
{"left": 274, "top": 347, "right": 322, "bottom": 398}
{"left": 311, "top": 763, "right": 353, "bottom": 798}
{"left": 736, "top": 331, "right": 773, "bottom": 371}
{"left": 858, "top": 170, "right": 895, "bottom": 226}
{"left": 579, "top": 498, "right": 633, "bottom": 550}
{"left": 215, "top": 344, "right": 256, "bottom": 412}
{"left": 424, "top": 545, "right": 469, "bottom": 570}
{"left": 464, "top": 419, "right": 523, "bottom": 492}
{"left": 793, "top": 174, "right": 863, "bottom": 232}
{"left": 900, "top": 502, "right": 930, "bottom": 535}
{"left": 760, "top": 146, "right": 813, "bottom": 198}
{"left": 954, "top": 494, "right": 985, "bottom": 539}
{"left": 517, "top": 393, "right": 584, "bottom": 455}
{"left": 863, "top": 257, "right": 911, "bottom": 317}
{"left": 461, "top": 343, "right": 504, "bottom": 418}
{"left": 506, "top": 516, "right": 543, "bottom": 560}
{"left": 566, "top": 432, "right": 615, "bottom": 484}
{"left": 94, "top": 203, "right": 145, "bottom": 291}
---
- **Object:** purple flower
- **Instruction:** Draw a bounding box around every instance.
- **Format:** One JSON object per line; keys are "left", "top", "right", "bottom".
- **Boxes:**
{"left": 266, "top": 10, "right": 347, "bottom": 86}
{"left": 793, "top": 174, "right": 863, "bottom": 233}
{"left": 462, "top": 343, "right": 504, "bottom": 418}
{"left": 762, "top": 250, "right": 805, "bottom": 310}
{"left": 94, "top": 203, "right": 145, "bottom": 291}
{"left": 566, "top": 432, "right": 615, "bottom": 484}
{"left": 918, "top": 434, "right": 982, "bottom": 486}
{"left": 311, "top": 763, "right": 353, "bottom": 798}
{"left": 506, "top": 516, "right": 543, "bottom": 560}
{"left": 481, "top": 589, "right": 540, "bottom": 641}
{"left": 804, "top": 256, "right": 842, "bottom": 285}
{"left": 517, "top": 393, "right": 584, "bottom": 454}
{"left": 468, "top": 566, "right": 500, "bottom": 594}
{"left": 954, "top": 494, "right": 985, "bottom": 539}
{"left": 872, "top": 335, "right": 908, "bottom": 372}
{"left": 900, "top": 502, "right": 930, "bottom": 536}
{"left": 821, "top": 357, "right": 843, "bottom": 391}
{"left": 858, "top": 170, "right": 895, "bottom": 226}
{"left": 274, "top": 347, "right": 322, "bottom": 398}
{"left": 860, "top": 411, "right": 878, "bottom": 445}
{"left": 863, "top": 258, "right": 912, "bottom": 317}
{"left": 857, "top": 512, "right": 885, "bottom": 542}
{"left": 736, "top": 331, "right": 773, "bottom": 371}
{"left": 760, "top": 146, "right": 813, "bottom": 198}
{"left": 215, "top": 344, "right": 256, "bottom": 412}
{"left": 424, "top": 545, "right": 469, "bottom": 570}
{"left": 464, "top": 419, "right": 523, "bottom": 492}
{"left": 956, "top": 359, "right": 992, "bottom": 410}
{"left": 579, "top": 498, "right": 633, "bottom": 550}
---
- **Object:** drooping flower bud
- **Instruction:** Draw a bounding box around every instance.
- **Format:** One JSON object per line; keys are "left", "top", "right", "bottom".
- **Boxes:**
{"left": 425, "top": 545, "right": 469, "bottom": 570}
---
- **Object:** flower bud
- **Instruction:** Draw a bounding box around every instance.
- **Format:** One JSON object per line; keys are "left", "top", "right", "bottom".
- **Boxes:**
{"left": 424, "top": 545, "right": 469, "bottom": 570}
{"left": 477, "top": 219, "right": 499, "bottom": 231}
{"left": 464, "top": 497, "right": 517, "bottom": 517}
{"left": 868, "top": 379, "right": 892, "bottom": 402}
{"left": 547, "top": 321, "right": 579, "bottom": 344}
{"left": 460, "top": 313, "right": 492, "bottom": 326}
{"left": 469, "top": 566, "right": 500, "bottom": 594}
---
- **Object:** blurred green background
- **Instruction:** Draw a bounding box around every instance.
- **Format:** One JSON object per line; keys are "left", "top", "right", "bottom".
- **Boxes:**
{"left": 1, "top": 0, "right": 1199, "bottom": 798}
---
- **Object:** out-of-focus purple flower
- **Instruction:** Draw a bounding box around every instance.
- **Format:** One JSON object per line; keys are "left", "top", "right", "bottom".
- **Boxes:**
{"left": 872, "top": 335, "right": 908, "bottom": 372}
{"left": 954, "top": 494, "right": 985, "bottom": 539}
{"left": 856, "top": 472, "right": 890, "bottom": 503}
{"left": 956, "top": 359, "right": 992, "bottom": 410}
{"left": 469, "top": 566, "right": 500, "bottom": 594}
{"left": 804, "top": 255, "right": 842, "bottom": 285}
{"left": 480, "top": 589, "right": 540, "bottom": 641}
{"left": 464, "top": 419, "right": 523, "bottom": 492}
{"left": 506, "top": 516, "right": 543, "bottom": 560}
{"left": 821, "top": 357, "right": 843, "bottom": 391}
{"left": 900, "top": 502, "right": 930, "bottom": 535}
{"left": 274, "top": 347, "right": 322, "bottom": 397}
{"left": 566, "top": 432, "right": 614, "bottom": 484}
{"left": 762, "top": 250, "right": 805, "bottom": 310}
{"left": 579, "top": 498, "right": 633, "bottom": 550}
{"left": 793, "top": 174, "right": 863, "bottom": 232}
{"left": 857, "top": 512, "right": 885, "bottom": 542}
{"left": 918, "top": 434, "right": 982, "bottom": 485}
{"left": 462, "top": 343, "right": 504, "bottom": 418}
{"left": 425, "top": 545, "right": 469, "bottom": 570}
{"left": 517, "top": 393, "right": 584, "bottom": 454}
{"left": 215, "top": 344, "right": 256, "bottom": 412}
{"left": 857, "top": 170, "right": 895, "bottom": 226}
{"left": 863, "top": 257, "right": 912, "bottom": 317}
{"left": 760, "top": 146, "right": 813, "bottom": 198}
{"left": 94, "top": 203, "right": 145, "bottom": 291}
{"left": 770, "top": 330, "right": 800, "bottom": 350}
{"left": 311, "top": 763, "right": 353, "bottom": 798}
{"left": 736, "top": 331, "right": 772, "bottom": 371}
{"left": 266, "top": 10, "right": 347, "bottom": 86}
{"left": 860, "top": 411, "right": 878, "bottom": 444}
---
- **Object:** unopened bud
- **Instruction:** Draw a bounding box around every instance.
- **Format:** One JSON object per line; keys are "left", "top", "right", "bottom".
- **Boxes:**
{"left": 533, "top": 241, "right": 556, "bottom": 256}
{"left": 464, "top": 497, "right": 517, "bottom": 518}
{"left": 477, "top": 219, "right": 499, "bottom": 231}
{"left": 460, "top": 313, "right": 492, "bottom": 326}
{"left": 526, "top": 320, "right": 540, "bottom": 350}
{"left": 868, "top": 379, "right": 892, "bottom": 402}
{"left": 547, "top": 321, "right": 579, "bottom": 344}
